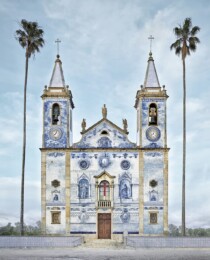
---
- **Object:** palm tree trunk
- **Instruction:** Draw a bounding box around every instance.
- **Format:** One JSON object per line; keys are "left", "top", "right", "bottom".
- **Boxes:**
{"left": 182, "top": 58, "right": 186, "bottom": 236}
{"left": 20, "top": 52, "right": 29, "bottom": 236}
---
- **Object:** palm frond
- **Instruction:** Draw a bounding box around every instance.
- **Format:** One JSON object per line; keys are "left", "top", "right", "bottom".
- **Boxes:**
{"left": 183, "top": 18, "right": 192, "bottom": 34}
{"left": 191, "top": 26, "right": 200, "bottom": 36}
{"left": 15, "top": 19, "right": 45, "bottom": 57}
{"left": 170, "top": 17, "right": 200, "bottom": 59}
{"left": 174, "top": 27, "right": 183, "bottom": 37}
{"left": 175, "top": 46, "right": 182, "bottom": 56}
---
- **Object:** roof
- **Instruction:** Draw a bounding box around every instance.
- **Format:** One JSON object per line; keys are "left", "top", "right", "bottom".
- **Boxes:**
{"left": 49, "top": 55, "right": 66, "bottom": 88}
{"left": 82, "top": 117, "right": 127, "bottom": 135}
{"left": 143, "top": 52, "right": 160, "bottom": 88}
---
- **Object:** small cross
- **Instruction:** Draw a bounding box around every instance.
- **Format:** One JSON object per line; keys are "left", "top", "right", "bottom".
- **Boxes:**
{"left": 55, "top": 38, "right": 61, "bottom": 55}
{"left": 148, "top": 35, "right": 154, "bottom": 52}
{"left": 101, "top": 181, "right": 109, "bottom": 196}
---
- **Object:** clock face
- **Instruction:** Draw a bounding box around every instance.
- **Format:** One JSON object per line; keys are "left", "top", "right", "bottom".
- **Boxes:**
{"left": 49, "top": 127, "right": 62, "bottom": 140}
{"left": 146, "top": 126, "right": 161, "bottom": 142}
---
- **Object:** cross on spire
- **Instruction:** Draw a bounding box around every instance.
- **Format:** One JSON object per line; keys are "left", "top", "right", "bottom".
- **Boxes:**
{"left": 148, "top": 35, "right": 154, "bottom": 52}
{"left": 55, "top": 38, "right": 61, "bottom": 55}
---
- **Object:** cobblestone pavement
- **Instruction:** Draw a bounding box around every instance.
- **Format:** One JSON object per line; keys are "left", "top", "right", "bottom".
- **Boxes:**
{"left": 1, "top": 247, "right": 210, "bottom": 260}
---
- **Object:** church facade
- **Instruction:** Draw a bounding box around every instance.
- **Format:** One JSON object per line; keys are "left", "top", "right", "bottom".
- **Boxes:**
{"left": 41, "top": 52, "right": 169, "bottom": 240}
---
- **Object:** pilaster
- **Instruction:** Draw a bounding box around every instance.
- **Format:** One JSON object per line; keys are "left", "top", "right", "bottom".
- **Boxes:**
{"left": 65, "top": 151, "right": 71, "bottom": 235}
{"left": 139, "top": 150, "right": 144, "bottom": 235}
{"left": 163, "top": 150, "right": 168, "bottom": 235}
{"left": 41, "top": 151, "right": 46, "bottom": 234}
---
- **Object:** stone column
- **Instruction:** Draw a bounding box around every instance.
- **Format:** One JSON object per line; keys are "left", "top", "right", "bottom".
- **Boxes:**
{"left": 110, "top": 180, "right": 114, "bottom": 208}
{"left": 95, "top": 181, "right": 99, "bottom": 208}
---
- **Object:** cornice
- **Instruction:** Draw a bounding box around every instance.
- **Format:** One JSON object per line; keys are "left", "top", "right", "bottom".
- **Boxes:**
{"left": 40, "top": 147, "right": 170, "bottom": 152}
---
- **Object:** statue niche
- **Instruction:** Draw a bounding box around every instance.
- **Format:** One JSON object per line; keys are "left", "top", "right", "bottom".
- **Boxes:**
{"left": 119, "top": 179, "right": 131, "bottom": 199}
{"left": 149, "top": 190, "right": 158, "bottom": 202}
{"left": 78, "top": 178, "right": 89, "bottom": 199}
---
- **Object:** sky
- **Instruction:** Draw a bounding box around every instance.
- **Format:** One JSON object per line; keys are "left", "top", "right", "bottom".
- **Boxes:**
{"left": 0, "top": 0, "right": 210, "bottom": 228}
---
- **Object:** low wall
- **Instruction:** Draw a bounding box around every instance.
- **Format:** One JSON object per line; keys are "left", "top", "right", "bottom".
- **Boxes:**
{"left": 125, "top": 236, "right": 210, "bottom": 248}
{"left": 0, "top": 236, "right": 83, "bottom": 248}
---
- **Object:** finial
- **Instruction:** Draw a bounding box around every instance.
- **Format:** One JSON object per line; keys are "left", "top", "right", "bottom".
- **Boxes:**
{"left": 44, "top": 85, "right": 47, "bottom": 93}
{"left": 123, "top": 119, "right": 128, "bottom": 133}
{"left": 102, "top": 104, "right": 107, "bottom": 119}
{"left": 55, "top": 38, "right": 61, "bottom": 56}
{"left": 81, "top": 118, "right": 86, "bottom": 132}
{"left": 148, "top": 35, "right": 154, "bottom": 52}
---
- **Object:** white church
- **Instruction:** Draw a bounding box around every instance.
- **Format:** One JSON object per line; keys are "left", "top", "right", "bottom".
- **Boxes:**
{"left": 40, "top": 51, "right": 169, "bottom": 241}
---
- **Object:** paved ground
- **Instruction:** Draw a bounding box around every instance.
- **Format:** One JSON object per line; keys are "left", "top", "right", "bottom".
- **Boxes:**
{"left": 1, "top": 247, "right": 210, "bottom": 260}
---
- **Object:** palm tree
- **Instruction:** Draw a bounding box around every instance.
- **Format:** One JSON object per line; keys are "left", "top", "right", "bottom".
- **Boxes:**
{"left": 15, "top": 19, "right": 44, "bottom": 235}
{"left": 170, "top": 18, "right": 200, "bottom": 236}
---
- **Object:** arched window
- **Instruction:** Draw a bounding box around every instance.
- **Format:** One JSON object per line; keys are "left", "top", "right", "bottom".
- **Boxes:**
{"left": 78, "top": 179, "right": 89, "bottom": 199}
{"left": 148, "top": 103, "right": 157, "bottom": 125}
{"left": 52, "top": 103, "right": 60, "bottom": 125}
{"left": 101, "top": 130, "right": 108, "bottom": 135}
{"left": 99, "top": 180, "right": 110, "bottom": 200}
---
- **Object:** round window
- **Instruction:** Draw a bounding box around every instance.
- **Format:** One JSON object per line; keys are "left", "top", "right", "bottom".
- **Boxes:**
{"left": 79, "top": 160, "right": 89, "bottom": 170}
{"left": 121, "top": 160, "right": 131, "bottom": 170}
{"left": 150, "top": 180, "right": 158, "bottom": 188}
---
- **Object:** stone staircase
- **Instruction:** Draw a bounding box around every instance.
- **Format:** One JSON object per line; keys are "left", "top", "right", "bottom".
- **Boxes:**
{"left": 80, "top": 239, "right": 124, "bottom": 249}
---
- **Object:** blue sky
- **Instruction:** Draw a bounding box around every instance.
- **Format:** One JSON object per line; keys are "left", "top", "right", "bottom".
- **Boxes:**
{"left": 0, "top": 0, "right": 210, "bottom": 228}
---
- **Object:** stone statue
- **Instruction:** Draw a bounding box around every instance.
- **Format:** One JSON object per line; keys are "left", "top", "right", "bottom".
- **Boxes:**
{"left": 121, "top": 184, "right": 128, "bottom": 199}
{"left": 123, "top": 119, "right": 128, "bottom": 132}
{"left": 81, "top": 118, "right": 86, "bottom": 132}
{"left": 102, "top": 104, "right": 107, "bottom": 119}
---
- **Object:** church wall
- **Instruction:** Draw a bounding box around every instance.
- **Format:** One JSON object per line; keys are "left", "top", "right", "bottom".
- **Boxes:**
{"left": 141, "top": 98, "right": 165, "bottom": 148}
{"left": 43, "top": 98, "right": 69, "bottom": 148}
{"left": 70, "top": 151, "right": 139, "bottom": 235}
{"left": 143, "top": 151, "right": 164, "bottom": 234}
{"left": 45, "top": 152, "right": 66, "bottom": 234}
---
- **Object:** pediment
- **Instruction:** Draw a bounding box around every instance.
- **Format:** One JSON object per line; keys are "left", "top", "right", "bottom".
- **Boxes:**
{"left": 73, "top": 118, "right": 136, "bottom": 149}
{"left": 94, "top": 170, "right": 115, "bottom": 179}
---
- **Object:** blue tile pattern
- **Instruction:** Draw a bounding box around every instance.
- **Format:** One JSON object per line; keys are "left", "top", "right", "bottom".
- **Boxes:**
{"left": 44, "top": 99, "right": 68, "bottom": 148}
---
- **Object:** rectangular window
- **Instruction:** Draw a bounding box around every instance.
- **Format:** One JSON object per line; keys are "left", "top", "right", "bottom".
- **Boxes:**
{"left": 150, "top": 212, "right": 158, "bottom": 224}
{"left": 51, "top": 212, "right": 61, "bottom": 224}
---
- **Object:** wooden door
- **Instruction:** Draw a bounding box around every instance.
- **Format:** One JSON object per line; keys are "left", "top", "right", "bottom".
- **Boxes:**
{"left": 98, "top": 213, "right": 111, "bottom": 239}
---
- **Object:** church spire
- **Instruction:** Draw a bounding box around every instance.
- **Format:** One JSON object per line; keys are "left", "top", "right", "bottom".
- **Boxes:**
{"left": 49, "top": 55, "right": 65, "bottom": 88}
{"left": 143, "top": 52, "right": 160, "bottom": 88}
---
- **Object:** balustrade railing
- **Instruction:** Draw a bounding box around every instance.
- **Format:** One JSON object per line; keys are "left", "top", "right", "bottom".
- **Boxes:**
{"left": 98, "top": 200, "right": 111, "bottom": 208}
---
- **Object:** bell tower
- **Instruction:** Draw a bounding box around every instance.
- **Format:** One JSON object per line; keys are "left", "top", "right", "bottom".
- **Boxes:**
{"left": 41, "top": 55, "right": 74, "bottom": 148}
{"left": 135, "top": 52, "right": 169, "bottom": 235}
{"left": 41, "top": 55, "right": 74, "bottom": 235}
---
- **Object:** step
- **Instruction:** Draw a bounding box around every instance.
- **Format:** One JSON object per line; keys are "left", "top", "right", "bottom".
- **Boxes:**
{"left": 80, "top": 239, "right": 124, "bottom": 249}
